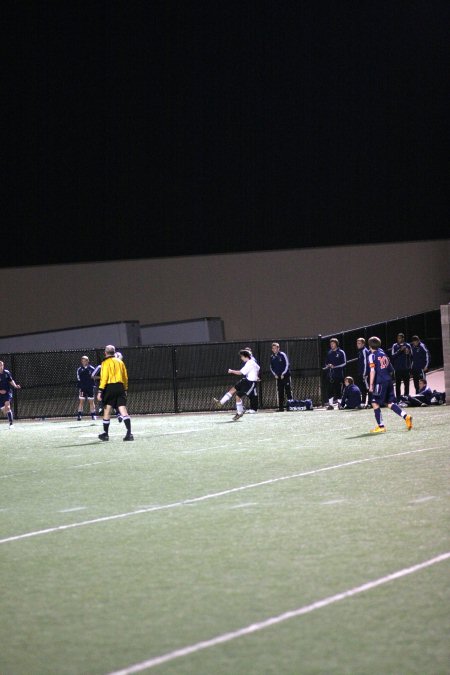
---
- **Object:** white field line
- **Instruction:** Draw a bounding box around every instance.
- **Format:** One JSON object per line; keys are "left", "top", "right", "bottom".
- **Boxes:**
{"left": 0, "top": 446, "right": 439, "bottom": 545}
{"left": 107, "top": 551, "right": 450, "bottom": 675}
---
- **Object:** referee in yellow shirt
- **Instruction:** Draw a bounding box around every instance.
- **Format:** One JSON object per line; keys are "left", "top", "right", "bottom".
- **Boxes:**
{"left": 97, "top": 345, "right": 133, "bottom": 441}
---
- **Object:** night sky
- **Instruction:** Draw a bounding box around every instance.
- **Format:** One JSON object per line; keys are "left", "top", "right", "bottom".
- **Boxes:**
{"left": 5, "top": 1, "right": 449, "bottom": 269}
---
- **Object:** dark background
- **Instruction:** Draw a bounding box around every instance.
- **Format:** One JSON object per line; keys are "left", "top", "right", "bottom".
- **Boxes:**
{"left": 5, "top": 1, "right": 449, "bottom": 268}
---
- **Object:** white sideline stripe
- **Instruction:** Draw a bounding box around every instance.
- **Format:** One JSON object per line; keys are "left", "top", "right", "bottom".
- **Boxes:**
{"left": 107, "top": 551, "right": 450, "bottom": 674}
{"left": 0, "top": 446, "right": 439, "bottom": 545}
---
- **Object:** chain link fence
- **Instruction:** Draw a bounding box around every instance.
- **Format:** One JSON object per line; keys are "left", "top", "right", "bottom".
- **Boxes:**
{"left": 319, "top": 309, "right": 443, "bottom": 403}
{"left": 1, "top": 339, "right": 321, "bottom": 419}
{"left": 1, "top": 309, "right": 442, "bottom": 419}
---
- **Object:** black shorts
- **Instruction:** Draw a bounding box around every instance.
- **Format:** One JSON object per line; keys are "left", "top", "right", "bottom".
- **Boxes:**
{"left": 79, "top": 387, "right": 94, "bottom": 399}
{"left": 102, "top": 383, "right": 127, "bottom": 409}
{"left": 235, "top": 378, "right": 256, "bottom": 397}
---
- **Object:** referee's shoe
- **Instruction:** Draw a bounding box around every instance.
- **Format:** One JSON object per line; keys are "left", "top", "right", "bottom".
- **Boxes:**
{"left": 124, "top": 432, "right": 134, "bottom": 441}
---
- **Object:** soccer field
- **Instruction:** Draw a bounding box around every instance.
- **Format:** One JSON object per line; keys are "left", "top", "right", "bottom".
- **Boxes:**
{"left": 1, "top": 406, "right": 449, "bottom": 675}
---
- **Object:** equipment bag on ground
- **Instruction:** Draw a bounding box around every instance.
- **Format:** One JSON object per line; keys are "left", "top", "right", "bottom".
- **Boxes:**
{"left": 286, "top": 398, "right": 314, "bottom": 411}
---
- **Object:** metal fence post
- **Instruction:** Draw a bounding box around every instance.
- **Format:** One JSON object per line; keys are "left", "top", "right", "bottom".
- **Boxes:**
{"left": 316, "top": 334, "right": 322, "bottom": 405}
{"left": 172, "top": 346, "right": 179, "bottom": 413}
{"left": 11, "top": 353, "right": 19, "bottom": 420}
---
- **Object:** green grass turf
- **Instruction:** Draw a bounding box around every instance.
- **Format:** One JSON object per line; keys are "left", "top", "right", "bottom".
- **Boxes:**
{"left": 1, "top": 406, "right": 449, "bottom": 675}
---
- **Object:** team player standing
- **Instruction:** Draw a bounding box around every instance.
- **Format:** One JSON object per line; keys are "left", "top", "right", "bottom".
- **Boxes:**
{"left": 0, "top": 361, "right": 21, "bottom": 427}
{"left": 368, "top": 336, "right": 412, "bottom": 433}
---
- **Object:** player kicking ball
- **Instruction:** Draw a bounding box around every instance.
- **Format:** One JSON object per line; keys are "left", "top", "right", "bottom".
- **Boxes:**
{"left": 368, "top": 336, "right": 412, "bottom": 433}
{"left": 213, "top": 349, "right": 260, "bottom": 421}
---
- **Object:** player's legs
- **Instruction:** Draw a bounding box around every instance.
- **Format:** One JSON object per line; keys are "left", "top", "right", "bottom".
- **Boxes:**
{"left": 214, "top": 386, "right": 237, "bottom": 408}
{"left": 276, "top": 378, "right": 285, "bottom": 411}
{"left": 388, "top": 401, "right": 412, "bottom": 429}
{"left": 370, "top": 401, "right": 386, "bottom": 432}
{"left": 117, "top": 404, "right": 133, "bottom": 439}
{"left": 77, "top": 392, "right": 85, "bottom": 420}
{"left": 232, "top": 394, "right": 245, "bottom": 420}
{"left": 98, "top": 403, "right": 112, "bottom": 440}
{"left": 284, "top": 376, "right": 293, "bottom": 402}
{"left": 402, "top": 371, "right": 410, "bottom": 397}
{"left": 1, "top": 399, "right": 14, "bottom": 426}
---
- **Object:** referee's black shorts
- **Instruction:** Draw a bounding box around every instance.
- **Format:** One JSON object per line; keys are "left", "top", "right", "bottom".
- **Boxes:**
{"left": 102, "top": 383, "right": 127, "bottom": 409}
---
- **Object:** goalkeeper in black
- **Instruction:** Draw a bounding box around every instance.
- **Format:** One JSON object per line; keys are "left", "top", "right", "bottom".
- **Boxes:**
{"left": 97, "top": 345, "right": 133, "bottom": 441}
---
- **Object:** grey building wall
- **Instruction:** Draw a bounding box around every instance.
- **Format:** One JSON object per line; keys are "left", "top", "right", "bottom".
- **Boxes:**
{"left": 1, "top": 240, "right": 449, "bottom": 342}
{"left": 0, "top": 322, "right": 140, "bottom": 353}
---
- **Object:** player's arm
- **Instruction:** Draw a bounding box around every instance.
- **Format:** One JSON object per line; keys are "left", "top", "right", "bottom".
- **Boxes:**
{"left": 228, "top": 369, "right": 242, "bottom": 376}
{"left": 333, "top": 350, "right": 347, "bottom": 370}
{"left": 10, "top": 378, "right": 21, "bottom": 390}
{"left": 122, "top": 362, "right": 129, "bottom": 391}
{"left": 368, "top": 356, "right": 375, "bottom": 391}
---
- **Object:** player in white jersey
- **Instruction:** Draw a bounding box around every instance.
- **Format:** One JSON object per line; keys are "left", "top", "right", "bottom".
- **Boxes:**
{"left": 213, "top": 350, "right": 260, "bottom": 420}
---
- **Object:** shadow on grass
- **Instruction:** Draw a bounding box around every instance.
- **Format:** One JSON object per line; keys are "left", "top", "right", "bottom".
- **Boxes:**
{"left": 57, "top": 441, "right": 103, "bottom": 448}
{"left": 345, "top": 432, "right": 383, "bottom": 439}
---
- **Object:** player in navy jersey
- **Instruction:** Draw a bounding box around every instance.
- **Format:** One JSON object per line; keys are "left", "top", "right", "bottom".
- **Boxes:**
{"left": 410, "top": 336, "right": 430, "bottom": 394}
{"left": 391, "top": 333, "right": 412, "bottom": 399}
{"left": 0, "top": 360, "right": 21, "bottom": 427}
{"left": 399, "top": 378, "right": 433, "bottom": 407}
{"left": 339, "top": 377, "right": 362, "bottom": 409}
{"left": 324, "top": 338, "right": 346, "bottom": 409}
{"left": 270, "top": 342, "right": 293, "bottom": 411}
{"left": 356, "top": 337, "right": 371, "bottom": 407}
{"left": 368, "top": 337, "right": 412, "bottom": 433}
{"left": 76, "top": 356, "right": 97, "bottom": 420}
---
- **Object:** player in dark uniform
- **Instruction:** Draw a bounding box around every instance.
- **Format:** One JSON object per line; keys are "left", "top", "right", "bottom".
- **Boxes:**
{"left": 368, "top": 336, "right": 412, "bottom": 433}
{"left": 0, "top": 360, "right": 21, "bottom": 427}
{"left": 76, "top": 356, "right": 96, "bottom": 421}
{"left": 356, "top": 337, "right": 371, "bottom": 407}
{"left": 339, "top": 376, "right": 362, "bottom": 409}
{"left": 324, "top": 338, "right": 346, "bottom": 409}
{"left": 270, "top": 342, "right": 293, "bottom": 411}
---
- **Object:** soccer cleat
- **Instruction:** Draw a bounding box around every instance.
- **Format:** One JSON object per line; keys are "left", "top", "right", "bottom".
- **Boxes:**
{"left": 91, "top": 414, "right": 97, "bottom": 421}
{"left": 326, "top": 405, "right": 334, "bottom": 411}
{"left": 77, "top": 414, "right": 82, "bottom": 421}
{"left": 117, "top": 415, "right": 123, "bottom": 423}
{"left": 370, "top": 425, "right": 386, "bottom": 434}
{"left": 232, "top": 412, "right": 244, "bottom": 421}
{"left": 405, "top": 414, "right": 413, "bottom": 430}
{"left": 213, "top": 398, "right": 223, "bottom": 409}
{"left": 123, "top": 433, "right": 134, "bottom": 441}
{"left": 98, "top": 432, "right": 109, "bottom": 441}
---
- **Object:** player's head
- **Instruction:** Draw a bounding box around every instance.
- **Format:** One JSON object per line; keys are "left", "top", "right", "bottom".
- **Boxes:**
{"left": 81, "top": 355, "right": 89, "bottom": 365}
{"left": 368, "top": 336, "right": 381, "bottom": 350}
{"left": 271, "top": 342, "right": 280, "bottom": 353}
{"left": 330, "top": 338, "right": 339, "bottom": 349}
{"left": 411, "top": 335, "right": 420, "bottom": 345}
{"left": 396, "top": 333, "right": 405, "bottom": 343}
{"left": 114, "top": 351, "right": 123, "bottom": 360}
{"left": 239, "top": 349, "right": 251, "bottom": 361}
{"left": 356, "top": 337, "right": 365, "bottom": 347}
{"left": 344, "top": 376, "right": 354, "bottom": 386}
{"left": 105, "top": 345, "right": 116, "bottom": 356}
{"left": 244, "top": 346, "right": 253, "bottom": 354}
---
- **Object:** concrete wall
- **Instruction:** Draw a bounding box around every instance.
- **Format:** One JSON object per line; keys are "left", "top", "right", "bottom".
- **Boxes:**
{"left": 2, "top": 240, "right": 449, "bottom": 342}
